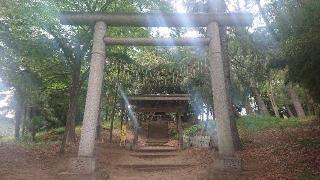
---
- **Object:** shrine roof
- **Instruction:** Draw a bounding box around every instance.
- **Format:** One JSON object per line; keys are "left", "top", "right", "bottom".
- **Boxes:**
{"left": 128, "top": 94, "right": 191, "bottom": 102}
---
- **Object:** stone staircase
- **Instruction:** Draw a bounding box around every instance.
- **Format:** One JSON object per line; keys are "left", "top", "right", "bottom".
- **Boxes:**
{"left": 111, "top": 146, "right": 197, "bottom": 179}
{"left": 116, "top": 164, "right": 193, "bottom": 172}
{"left": 129, "top": 152, "right": 177, "bottom": 159}
{"left": 145, "top": 138, "right": 169, "bottom": 146}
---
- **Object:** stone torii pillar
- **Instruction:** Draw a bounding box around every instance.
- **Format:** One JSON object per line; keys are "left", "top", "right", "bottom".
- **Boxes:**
{"left": 208, "top": 21, "right": 235, "bottom": 156}
{"left": 70, "top": 21, "right": 106, "bottom": 174}
{"left": 207, "top": 0, "right": 242, "bottom": 177}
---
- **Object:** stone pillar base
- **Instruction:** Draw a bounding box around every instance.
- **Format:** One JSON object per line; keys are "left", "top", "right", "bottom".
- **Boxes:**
{"left": 58, "top": 157, "right": 108, "bottom": 180}
{"left": 209, "top": 155, "right": 242, "bottom": 180}
{"left": 69, "top": 157, "right": 96, "bottom": 174}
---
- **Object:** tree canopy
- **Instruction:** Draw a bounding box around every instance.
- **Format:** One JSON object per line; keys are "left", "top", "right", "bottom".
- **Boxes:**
{"left": 0, "top": 0, "right": 319, "bottom": 141}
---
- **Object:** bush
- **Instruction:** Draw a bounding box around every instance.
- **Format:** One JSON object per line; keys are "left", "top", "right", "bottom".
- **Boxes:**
{"left": 183, "top": 120, "right": 217, "bottom": 137}
{"left": 184, "top": 124, "right": 204, "bottom": 137}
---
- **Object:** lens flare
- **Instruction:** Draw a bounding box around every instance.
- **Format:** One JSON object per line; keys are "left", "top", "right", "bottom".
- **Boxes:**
{"left": 119, "top": 86, "right": 139, "bottom": 129}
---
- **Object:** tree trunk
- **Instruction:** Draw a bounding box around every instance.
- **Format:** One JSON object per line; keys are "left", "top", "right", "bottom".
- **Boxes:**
{"left": 268, "top": 89, "right": 280, "bottom": 117}
{"left": 109, "top": 97, "right": 117, "bottom": 143}
{"left": 244, "top": 96, "right": 253, "bottom": 115}
{"left": 109, "top": 64, "right": 121, "bottom": 143}
{"left": 67, "top": 59, "right": 81, "bottom": 142}
{"left": 287, "top": 85, "right": 306, "bottom": 118}
{"left": 21, "top": 106, "right": 28, "bottom": 136}
{"left": 204, "top": 105, "right": 210, "bottom": 132}
{"left": 250, "top": 79, "right": 269, "bottom": 115}
{"left": 177, "top": 112, "right": 183, "bottom": 150}
{"left": 60, "top": 58, "right": 81, "bottom": 153}
{"left": 285, "top": 103, "right": 294, "bottom": 117}
{"left": 306, "top": 94, "right": 315, "bottom": 116}
{"left": 28, "top": 106, "right": 37, "bottom": 142}
{"left": 201, "top": 106, "right": 204, "bottom": 121}
{"left": 109, "top": 85, "right": 119, "bottom": 143}
{"left": 14, "top": 90, "right": 23, "bottom": 140}
{"left": 31, "top": 129, "right": 36, "bottom": 142}
{"left": 120, "top": 101, "right": 125, "bottom": 131}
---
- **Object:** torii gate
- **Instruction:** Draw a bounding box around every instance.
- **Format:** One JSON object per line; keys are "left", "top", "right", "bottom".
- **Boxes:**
{"left": 60, "top": 2, "right": 252, "bottom": 178}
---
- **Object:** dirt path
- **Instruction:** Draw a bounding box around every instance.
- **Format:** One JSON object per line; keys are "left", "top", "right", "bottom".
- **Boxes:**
{"left": 96, "top": 144, "right": 210, "bottom": 180}
{"left": 0, "top": 141, "right": 213, "bottom": 180}
{"left": 0, "top": 122, "right": 319, "bottom": 180}
{"left": 0, "top": 144, "right": 59, "bottom": 180}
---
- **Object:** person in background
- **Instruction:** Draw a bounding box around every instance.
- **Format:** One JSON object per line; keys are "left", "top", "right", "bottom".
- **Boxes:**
{"left": 120, "top": 122, "right": 128, "bottom": 147}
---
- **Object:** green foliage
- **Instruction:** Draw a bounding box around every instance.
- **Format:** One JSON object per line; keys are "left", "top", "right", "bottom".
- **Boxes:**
{"left": 0, "top": 0, "right": 317, "bottom": 143}
{"left": 269, "top": 0, "right": 320, "bottom": 104}
{"left": 184, "top": 124, "right": 204, "bottom": 137}
{"left": 0, "top": 127, "right": 63, "bottom": 145}
{"left": 237, "top": 115, "right": 301, "bottom": 133}
{"left": 101, "top": 118, "right": 121, "bottom": 130}
{"left": 36, "top": 127, "right": 65, "bottom": 142}
{"left": 0, "top": 136, "right": 15, "bottom": 143}
{"left": 0, "top": 0, "right": 174, "bottom": 131}
{"left": 168, "top": 129, "right": 178, "bottom": 137}
{"left": 183, "top": 120, "right": 217, "bottom": 137}
{"left": 25, "top": 116, "right": 46, "bottom": 132}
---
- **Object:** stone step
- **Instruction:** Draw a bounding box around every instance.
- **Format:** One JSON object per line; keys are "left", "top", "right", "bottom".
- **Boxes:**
{"left": 146, "top": 138, "right": 168, "bottom": 143}
{"left": 146, "top": 139, "right": 169, "bottom": 146}
{"left": 129, "top": 153, "right": 178, "bottom": 159}
{"left": 58, "top": 171, "right": 108, "bottom": 180}
{"left": 146, "top": 142, "right": 170, "bottom": 146}
{"left": 116, "top": 164, "right": 194, "bottom": 172}
{"left": 135, "top": 147, "right": 177, "bottom": 153}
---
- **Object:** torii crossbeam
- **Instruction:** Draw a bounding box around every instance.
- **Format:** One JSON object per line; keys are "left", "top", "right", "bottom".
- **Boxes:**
{"left": 60, "top": 12, "right": 252, "bottom": 27}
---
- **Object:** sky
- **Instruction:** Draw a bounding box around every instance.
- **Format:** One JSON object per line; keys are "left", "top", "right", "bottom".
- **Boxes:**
{"left": 152, "top": 0, "right": 268, "bottom": 37}
{"left": 0, "top": 79, "right": 13, "bottom": 118}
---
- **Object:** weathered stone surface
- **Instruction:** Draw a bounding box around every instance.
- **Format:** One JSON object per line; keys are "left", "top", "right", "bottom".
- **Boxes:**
{"left": 78, "top": 21, "right": 107, "bottom": 157}
{"left": 58, "top": 170, "right": 107, "bottom": 180}
{"left": 209, "top": 171, "right": 241, "bottom": 180}
{"left": 69, "top": 157, "right": 96, "bottom": 174}
{"left": 208, "top": 155, "right": 242, "bottom": 180}
{"left": 207, "top": 21, "right": 235, "bottom": 156}
{"left": 125, "top": 142, "right": 133, "bottom": 150}
{"left": 183, "top": 135, "right": 191, "bottom": 149}
{"left": 213, "top": 155, "right": 242, "bottom": 171}
{"left": 183, "top": 135, "right": 211, "bottom": 148}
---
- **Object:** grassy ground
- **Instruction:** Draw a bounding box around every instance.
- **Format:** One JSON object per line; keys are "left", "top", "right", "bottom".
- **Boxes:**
{"left": 237, "top": 115, "right": 312, "bottom": 144}
{"left": 237, "top": 115, "right": 306, "bottom": 132}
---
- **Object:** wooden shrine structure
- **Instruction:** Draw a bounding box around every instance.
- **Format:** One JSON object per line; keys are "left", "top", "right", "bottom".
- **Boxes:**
{"left": 60, "top": 0, "right": 253, "bottom": 177}
{"left": 128, "top": 94, "right": 190, "bottom": 149}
